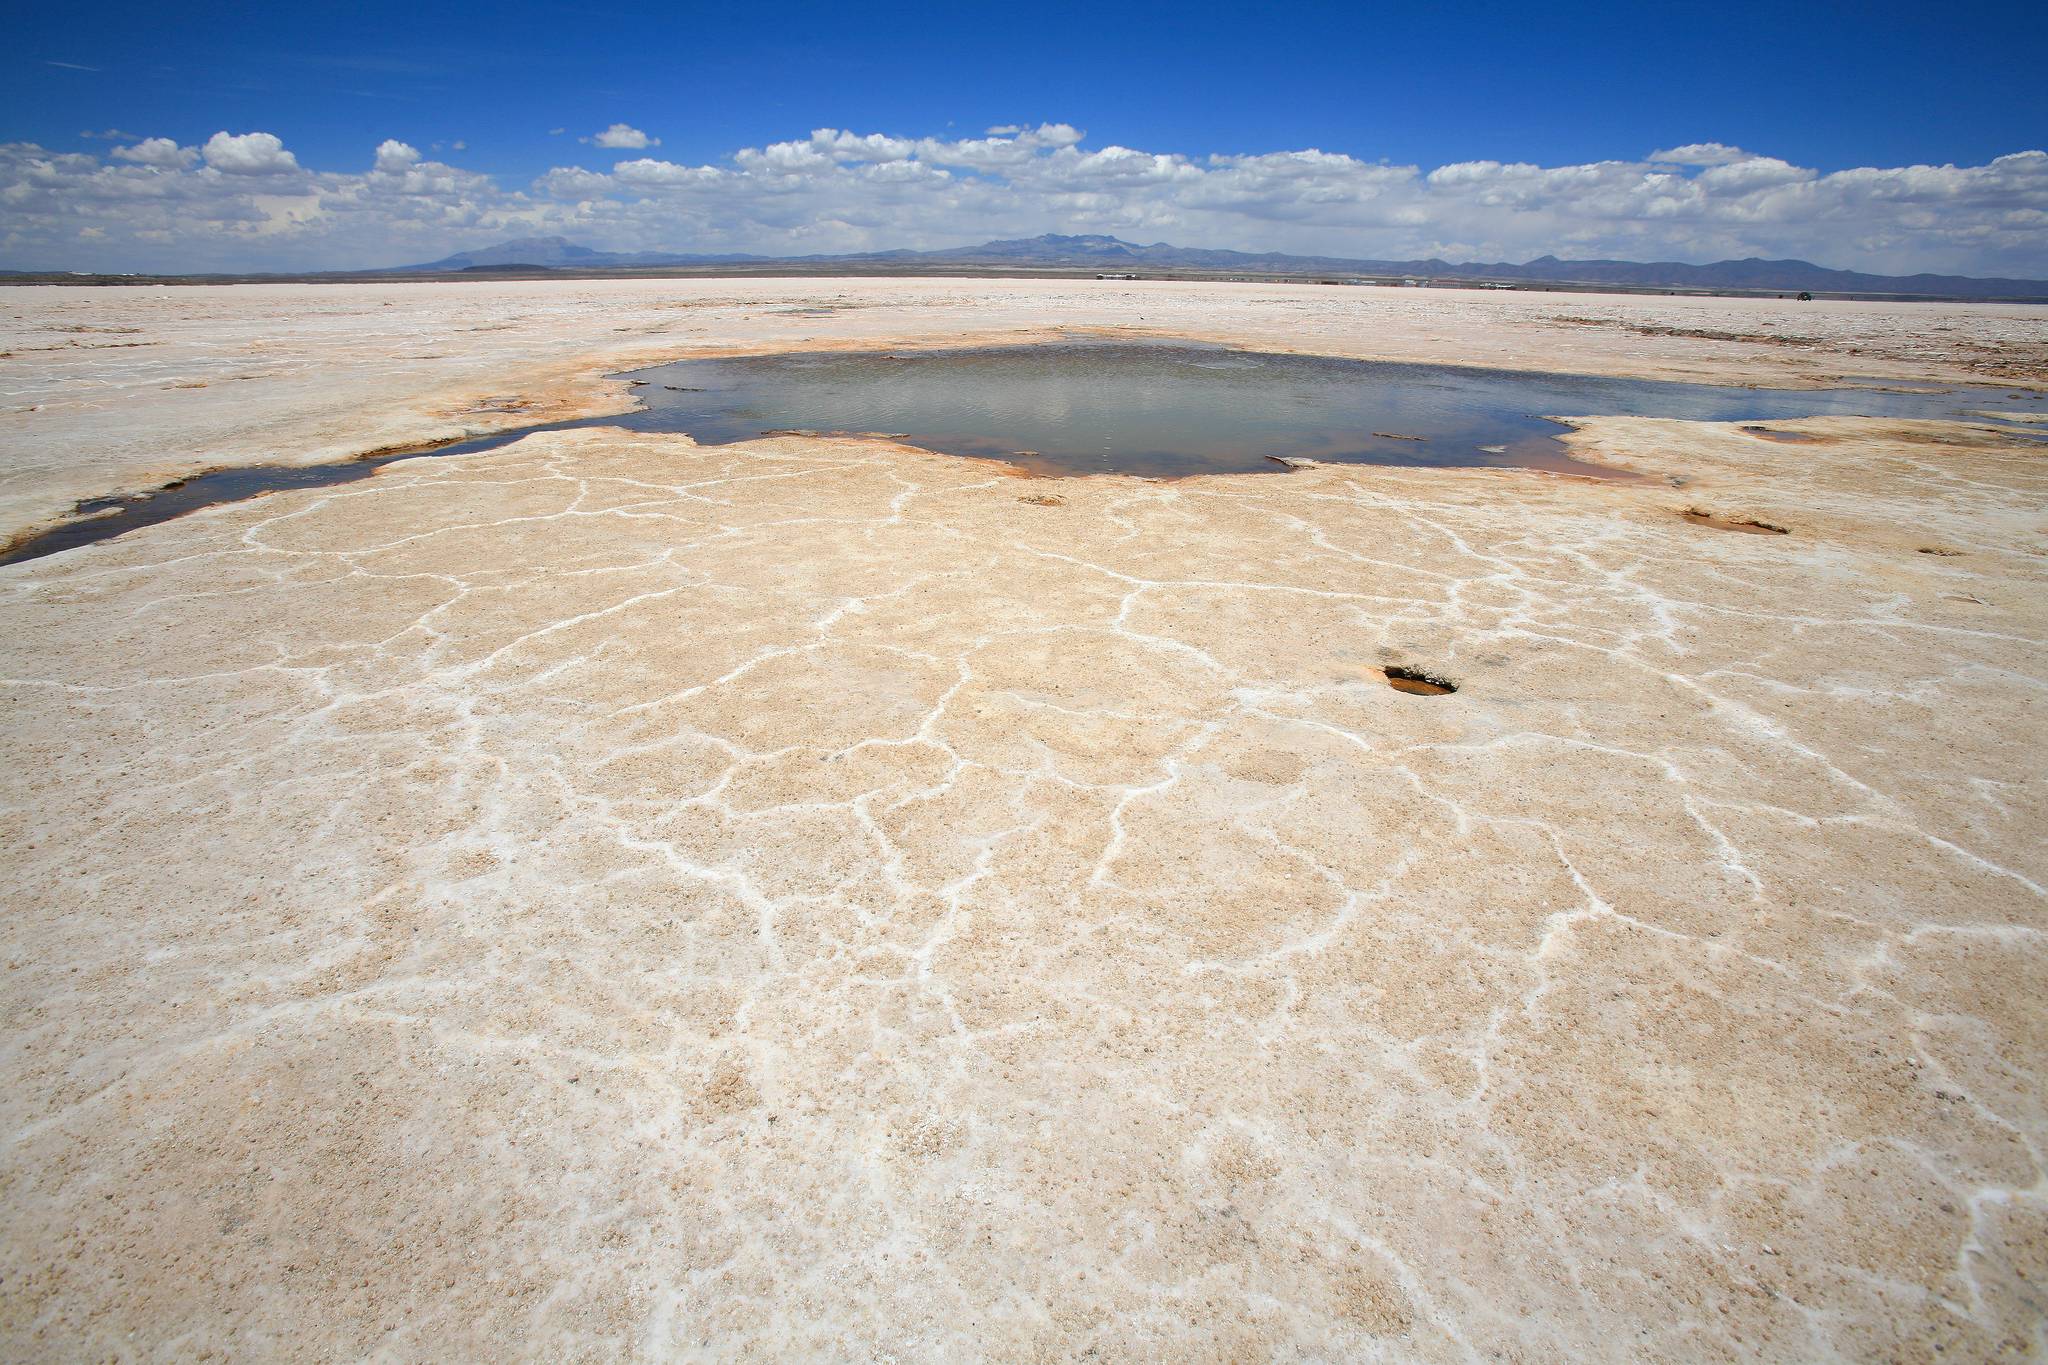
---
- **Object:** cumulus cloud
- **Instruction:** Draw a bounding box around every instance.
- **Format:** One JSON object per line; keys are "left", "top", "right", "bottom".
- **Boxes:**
{"left": 1650, "top": 142, "right": 1753, "bottom": 167}
{"left": 586, "top": 123, "right": 658, "bottom": 149}
{"left": 532, "top": 165, "right": 613, "bottom": 198}
{"left": 373, "top": 139, "right": 421, "bottom": 172}
{"left": 200, "top": 130, "right": 300, "bottom": 175}
{"left": 809, "top": 128, "right": 916, "bottom": 162}
{"left": 1025, "top": 123, "right": 1084, "bottom": 148}
{"left": 112, "top": 137, "right": 200, "bottom": 170}
{"left": 608, "top": 158, "right": 725, "bottom": 188}
{"left": 1695, "top": 155, "right": 1813, "bottom": 195}
{"left": 2, "top": 126, "right": 2044, "bottom": 279}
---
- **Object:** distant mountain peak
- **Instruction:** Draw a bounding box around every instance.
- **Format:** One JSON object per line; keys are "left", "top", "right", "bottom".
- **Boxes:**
{"left": 382, "top": 235, "right": 2048, "bottom": 300}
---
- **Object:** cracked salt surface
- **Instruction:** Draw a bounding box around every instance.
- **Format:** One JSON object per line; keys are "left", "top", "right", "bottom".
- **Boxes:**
{"left": 4, "top": 284, "right": 2047, "bottom": 1360}
{"left": 7, "top": 407, "right": 2044, "bottom": 1359}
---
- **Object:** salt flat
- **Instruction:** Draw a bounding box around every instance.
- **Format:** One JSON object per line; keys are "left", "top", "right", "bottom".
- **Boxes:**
{"left": 4, "top": 277, "right": 2041, "bottom": 544}
{"left": 2, "top": 279, "right": 2045, "bottom": 1360}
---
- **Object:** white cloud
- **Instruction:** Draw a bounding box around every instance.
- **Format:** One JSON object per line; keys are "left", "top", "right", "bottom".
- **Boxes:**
{"left": 533, "top": 165, "right": 613, "bottom": 198}
{"left": 373, "top": 139, "right": 421, "bottom": 173}
{"left": 2, "top": 127, "right": 2044, "bottom": 280}
{"left": 808, "top": 128, "right": 915, "bottom": 162}
{"left": 734, "top": 140, "right": 834, "bottom": 174}
{"left": 112, "top": 137, "right": 200, "bottom": 170}
{"left": 1695, "top": 156, "right": 1813, "bottom": 195}
{"left": 608, "top": 158, "right": 725, "bottom": 188}
{"left": 1650, "top": 142, "right": 1753, "bottom": 167}
{"left": 1025, "top": 123, "right": 1084, "bottom": 148}
{"left": 452, "top": 139, "right": 467, "bottom": 151}
{"left": 586, "top": 123, "right": 658, "bottom": 150}
{"left": 200, "top": 131, "right": 300, "bottom": 176}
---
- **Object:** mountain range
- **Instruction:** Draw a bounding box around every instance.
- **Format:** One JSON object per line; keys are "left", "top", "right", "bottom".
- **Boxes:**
{"left": 389, "top": 233, "right": 2048, "bottom": 301}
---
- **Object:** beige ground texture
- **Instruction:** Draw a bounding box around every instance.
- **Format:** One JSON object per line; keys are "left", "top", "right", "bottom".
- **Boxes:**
{"left": 2, "top": 278, "right": 2046, "bottom": 1360}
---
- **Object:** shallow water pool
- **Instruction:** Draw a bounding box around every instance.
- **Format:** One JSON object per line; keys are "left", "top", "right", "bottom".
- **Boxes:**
{"left": 6, "top": 340, "right": 2042, "bottom": 565}
{"left": 590, "top": 340, "right": 2040, "bottom": 478}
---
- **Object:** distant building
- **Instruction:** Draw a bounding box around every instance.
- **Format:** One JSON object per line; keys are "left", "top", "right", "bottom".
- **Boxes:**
{"left": 1094, "top": 272, "right": 1138, "bottom": 280}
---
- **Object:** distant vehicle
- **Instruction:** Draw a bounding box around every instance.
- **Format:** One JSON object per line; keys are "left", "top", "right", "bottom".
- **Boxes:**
{"left": 1094, "top": 272, "right": 1138, "bottom": 280}
{"left": 1797, "top": 291, "right": 1813, "bottom": 301}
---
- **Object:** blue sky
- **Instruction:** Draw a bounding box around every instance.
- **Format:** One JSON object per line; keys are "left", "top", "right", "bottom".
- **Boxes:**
{"left": 5, "top": 0, "right": 2046, "bottom": 273}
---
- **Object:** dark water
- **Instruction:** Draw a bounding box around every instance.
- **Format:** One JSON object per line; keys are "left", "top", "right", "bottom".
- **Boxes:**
{"left": 6, "top": 341, "right": 2043, "bottom": 565}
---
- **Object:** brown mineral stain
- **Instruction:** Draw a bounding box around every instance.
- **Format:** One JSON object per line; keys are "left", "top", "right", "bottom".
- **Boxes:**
{"left": 698, "top": 1062, "right": 759, "bottom": 1117}
{"left": 1384, "top": 666, "right": 1457, "bottom": 695}
{"left": 1335, "top": 1266, "right": 1416, "bottom": 1333}
{"left": 1682, "top": 507, "right": 1789, "bottom": 535}
{"left": 1741, "top": 425, "right": 1827, "bottom": 444}
{"left": 1222, "top": 748, "right": 1309, "bottom": 786}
